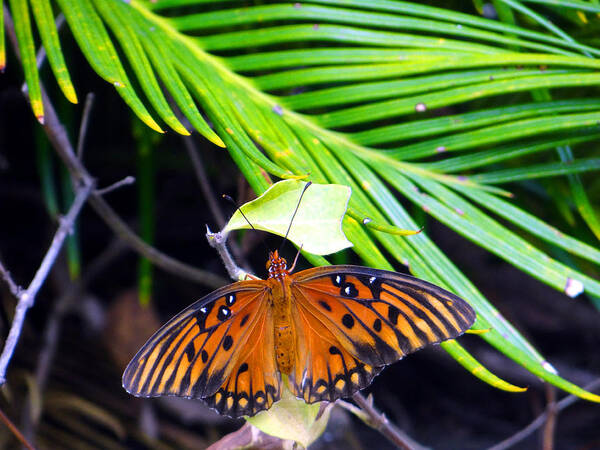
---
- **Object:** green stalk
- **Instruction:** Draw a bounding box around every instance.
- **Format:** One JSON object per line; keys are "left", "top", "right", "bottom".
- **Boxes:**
{"left": 134, "top": 119, "right": 156, "bottom": 306}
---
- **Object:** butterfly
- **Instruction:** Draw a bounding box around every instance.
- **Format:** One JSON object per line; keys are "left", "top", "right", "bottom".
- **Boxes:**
{"left": 122, "top": 250, "right": 476, "bottom": 418}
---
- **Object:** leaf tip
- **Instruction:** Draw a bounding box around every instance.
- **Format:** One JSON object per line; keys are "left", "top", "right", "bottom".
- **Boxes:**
{"left": 64, "top": 87, "right": 78, "bottom": 104}
{"left": 176, "top": 126, "right": 191, "bottom": 136}
{"left": 465, "top": 327, "right": 491, "bottom": 335}
{"left": 212, "top": 135, "right": 226, "bottom": 148}
{"left": 507, "top": 385, "right": 528, "bottom": 393}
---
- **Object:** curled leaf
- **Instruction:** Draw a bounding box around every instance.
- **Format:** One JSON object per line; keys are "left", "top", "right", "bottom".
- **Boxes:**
{"left": 223, "top": 180, "right": 352, "bottom": 255}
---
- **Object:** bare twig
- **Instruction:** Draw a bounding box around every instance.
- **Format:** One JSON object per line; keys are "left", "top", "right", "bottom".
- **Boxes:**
{"left": 20, "top": 240, "right": 127, "bottom": 441}
{"left": 35, "top": 239, "right": 125, "bottom": 390}
{"left": 352, "top": 393, "right": 426, "bottom": 450}
{"left": 88, "top": 195, "right": 225, "bottom": 287}
{"left": 0, "top": 181, "right": 93, "bottom": 384}
{"left": 181, "top": 135, "right": 250, "bottom": 270}
{"left": 206, "top": 228, "right": 252, "bottom": 281}
{"left": 96, "top": 175, "right": 136, "bottom": 196}
{"left": 488, "top": 378, "right": 600, "bottom": 450}
{"left": 0, "top": 406, "right": 36, "bottom": 450}
{"left": 0, "top": 260, "right": 21, "bottom": 298}
{"left": 41, "top": 97, "right": 225, "bottom": 287}
{"left": 542, "top": 385, "right": 557, "bottom": 450}
{"left": 5, "top": 9, "right": 226, "bottom": 289}
{"left": 182, "top": 136, "right": 226, "bottom": 228}
{"left": 76, "top": 92, "right": 95, "bottom": 160}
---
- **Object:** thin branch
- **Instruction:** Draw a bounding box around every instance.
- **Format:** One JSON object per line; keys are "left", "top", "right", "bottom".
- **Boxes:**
{"left": 96, "top": 175, "right": 136, "bottom": 195}
{"left": 5, "top": 9, "right": 226, "bottom": 289}
{"left": 88, "top": 194, "right": 226, "bottom": 287}
{"left": 38, "top": 90, "right": 225, "bottom": 287}
{"left": 182, "top": 136, "right": 226, "bottom": 229}
{"left": 206, "top": 228, "right": 253, "bottom": 281}
{"left": 76, "top": 92, "right": 95, "bottom": 160}
{"left": 20, "top": 240, "right": 126, "bottom": 440}
{"left": 0, "top": 260, "right": 21, "bottom": 298}
{"left": 180, "top": 121, "right": 249, "bottom": 270}
{"left": 542, "top": 385, "right": 557, "bottom": 450}
{"left": 352, "top": 393, "right": 426, "bottom": 450}
{"left": 488, "top": 378, "right": 600, "bottom": 450}
{"left": 0, "top": 181, "right": 93, "bottom": 384}
{"left": 0, "top": 406, "right": 36, "bottom": 450}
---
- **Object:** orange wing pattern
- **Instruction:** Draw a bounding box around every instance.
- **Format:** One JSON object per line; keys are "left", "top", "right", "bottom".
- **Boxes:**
{"left": 122, "top": 281, "right": 281, "bottom": 417}
{"left": 289, "top": 265, "right": 476, "bottom": 403}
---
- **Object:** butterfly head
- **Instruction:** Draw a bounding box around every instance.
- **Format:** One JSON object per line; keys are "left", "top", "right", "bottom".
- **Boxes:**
{"left": 266, "top": 250, "right": 289, "bottom": 279}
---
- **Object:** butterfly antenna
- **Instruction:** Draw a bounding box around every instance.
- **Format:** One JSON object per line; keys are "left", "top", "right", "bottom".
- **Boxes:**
{"left": 279, "top": 181, "right": 312, "bottom": 253}
{"left": 223, "top": 194, "right": 257, "bottom": 231}
{"left": 222, "top": 194, "right": 270, "bottom": 255}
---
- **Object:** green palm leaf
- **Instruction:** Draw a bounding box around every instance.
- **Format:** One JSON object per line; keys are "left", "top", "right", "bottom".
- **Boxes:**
{"left": 7, "top": 0, "right": 600, "bottom": 404}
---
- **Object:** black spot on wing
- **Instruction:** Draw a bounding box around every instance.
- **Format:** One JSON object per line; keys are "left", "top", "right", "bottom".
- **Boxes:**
{"left": 331, "top": 274, "right": 345, "bottom": 287}
{"left": 201, "top": 350, "right": 208, "bottom": 363}
{"left": 240, "top": 314, "right": 250, "bottom": 327}
{"left": 217, "top": 305, "right": 231, "bottom": 322}
{"left": 184, "top": 342, "right": 195, "bottom": 362}
{"left": 226, "top": 293, "right": 236, "bottom": 306}
{"left": 356, "top": 274, "right": 383, "bottom": 299}
{"left": 342, "top": 314, "right": 355, "bottom": 329}
{"left": 329, "top": 345, "right": 342, "bottom": 355}
{"left": 196, "top": 301, "right": 215, "bottom": 330}
{"left": 341, "top": 282, "right": 359, "bottom": 298}
{"left": 223, "top": 335, "right": 233, "bottom": 351}
{"left": 373, "top": 318, "right": 382, "bottom": 332}
{"left": 319, "top": 300, "right": 332, "bottom": 312}
{"left": 388, "top": 305, "right": 400, "bottom": 325}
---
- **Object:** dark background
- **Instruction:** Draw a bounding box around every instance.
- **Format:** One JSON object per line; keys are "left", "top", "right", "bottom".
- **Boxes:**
{"left": 1, "top": 18, "right": 600, "bottom": 450}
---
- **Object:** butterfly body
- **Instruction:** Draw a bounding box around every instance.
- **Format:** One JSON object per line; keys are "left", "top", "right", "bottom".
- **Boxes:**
{"left": 267, "top": 251, "right": 296, "bottom": 375}
{"left": 123, "top": 251, "right": 476, "bottom": 418}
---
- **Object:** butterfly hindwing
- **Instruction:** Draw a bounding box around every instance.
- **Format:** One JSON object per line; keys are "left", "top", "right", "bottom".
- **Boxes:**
{"left": 289, "top": 265, "right": 476, "bottom": 401}
{"left": 122, "top": 281, "right": 281, "bottom": 417}
{"left": 292, "top": 296, "right": 382, "bottom": 403}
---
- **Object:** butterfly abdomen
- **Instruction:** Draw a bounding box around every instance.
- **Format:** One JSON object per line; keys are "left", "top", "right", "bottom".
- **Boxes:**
{"left": 268, "top": 276, "right": 296, "bottom": 375}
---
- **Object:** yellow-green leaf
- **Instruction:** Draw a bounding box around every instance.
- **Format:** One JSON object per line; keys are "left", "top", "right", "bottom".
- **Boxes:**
{"left": 224, "top": 180, "right": 352, "bottom": 256}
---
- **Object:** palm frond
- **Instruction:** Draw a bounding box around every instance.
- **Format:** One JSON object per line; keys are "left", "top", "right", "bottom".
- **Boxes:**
{"left": 8, "top": 0, "right": 600, "bottom": 402}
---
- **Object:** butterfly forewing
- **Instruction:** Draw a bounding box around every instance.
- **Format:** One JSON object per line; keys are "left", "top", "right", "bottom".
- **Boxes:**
{"left": 288, "top": 265, "right": 476, "bottom": 402}
{"left": 122, "top": 281, "right": 281, "bottom": 417}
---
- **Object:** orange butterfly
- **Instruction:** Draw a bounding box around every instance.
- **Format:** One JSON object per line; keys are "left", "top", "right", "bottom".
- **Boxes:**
{"left": 122, "top": 250, "right": 476, "bottom": 417}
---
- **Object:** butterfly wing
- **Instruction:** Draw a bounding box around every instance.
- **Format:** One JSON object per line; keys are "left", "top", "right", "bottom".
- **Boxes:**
{"left": 289, "top": 265, "right": 476, "bottom": 403}
{"left": 122, "top": 281, "right": 281, "bottom": 417}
